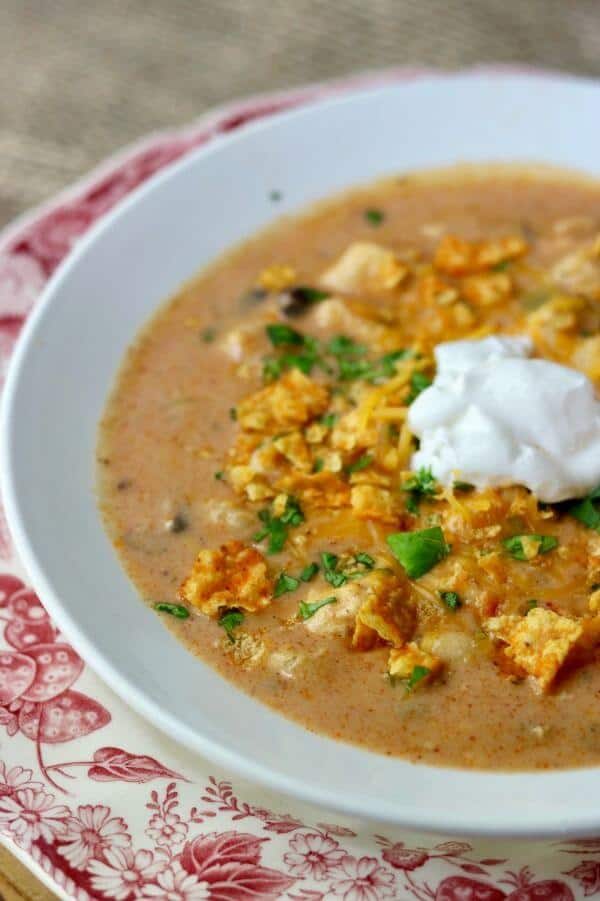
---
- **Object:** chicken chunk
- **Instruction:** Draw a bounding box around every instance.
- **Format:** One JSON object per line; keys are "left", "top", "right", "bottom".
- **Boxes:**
{"left": 320, "top": 242, "right": 408, "bottom": 294}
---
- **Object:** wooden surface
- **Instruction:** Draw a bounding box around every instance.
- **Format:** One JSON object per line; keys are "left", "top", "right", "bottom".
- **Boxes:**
{"left": 0, "top": 846, "right": 56, "bottom": 900}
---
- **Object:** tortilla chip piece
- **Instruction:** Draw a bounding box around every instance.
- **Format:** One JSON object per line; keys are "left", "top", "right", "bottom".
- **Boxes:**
{"left": 237, "top": 369, "right": 329, "bottom": 432}
{"left": 272, "top": 431, "right": 313, "bottom": 473}
{"left": 179, "top": 540, "right": 273, "bottom": 616}
{"left": 388, "top": 643, "right": 442, "bottom": 681}
{"left": 352, "top": 571, "right": 416, "bottom": 651}
{"left": 486, "top": 608, "right": 582, "bottom": 690}
{"left": 277, "top": 471, "right": 350, "bottom": 508}
{"left": 321, "top": 242, "right": 408, "bottom": 294}
{"left": 462, "top": 272, "right": 512, "bottom": 307}
{"left": 350, "top": 484, "right": 402, "bottom": 524}
{"left": 434, "top": 234, "right": 527, "bottom": 276}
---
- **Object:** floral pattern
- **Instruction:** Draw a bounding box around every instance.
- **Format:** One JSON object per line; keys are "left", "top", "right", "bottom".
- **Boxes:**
{"left": 0, "top": 69, "right": 595, "bottom": 899}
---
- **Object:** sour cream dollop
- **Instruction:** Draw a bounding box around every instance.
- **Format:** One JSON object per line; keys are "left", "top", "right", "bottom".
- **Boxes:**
{"left": 408, "top": 335, "right": 600, "bottom": 503}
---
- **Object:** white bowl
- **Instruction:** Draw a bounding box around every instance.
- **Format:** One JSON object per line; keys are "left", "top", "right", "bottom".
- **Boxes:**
{"left": 3, "top": 71, "right": 600, "bottom": 838}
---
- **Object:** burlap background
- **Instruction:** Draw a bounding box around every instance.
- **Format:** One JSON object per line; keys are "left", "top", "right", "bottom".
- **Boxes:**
{"left": 1, "top": 0, "right": 600, "bottom": 229}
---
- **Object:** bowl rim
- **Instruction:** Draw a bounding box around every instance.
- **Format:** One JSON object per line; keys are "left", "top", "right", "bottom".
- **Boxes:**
{"left": 3, "top": 69, "right": 600, "bottom": 839}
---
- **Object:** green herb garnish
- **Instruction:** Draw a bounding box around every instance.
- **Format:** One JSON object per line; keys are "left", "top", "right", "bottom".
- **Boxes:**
{"left": 492, "top": 260, "right": 511, "bottom": 272}
{"left": 327, "top": 335, "right": 367, "bottom": 358}
{"left": 154, "top": 602, "right": 190, "bottom": 619}
{"left": 313, "top": 458, "right": 325, "bottom": 473}
{"left": 266, "top": 323, "right": 305, "bottom": 346}
{"left": 406, "top": 372, "right": 432, "bottom": 404}
{"left": 229, "top": 407, "right": 237, "bottom": 421}
{"left": 274, "top": 572, "right": 300, "bottom": 597}
{"left": 299, "top": 562, "right": 319, "bottom": 582}
{"left": 406, "top": 665, "right": 431, "bottom": 690}
{"left": 214, "top": 470, "right": 224, "bottom": 481}
{"left": 218, "top": 609, "right": 245, "bottom": 641}
{"left": 298, "top": 596, "right": 337, "bottom": 620}
{"left": 364, "top": 208, "right": 384, "bottom": 226}
{"left": 453, "top": 480, "right": 475, "bottom": 492}
{"left": 269, "top": 190, "right": 282, "bottom": 202}
{"left": 502, "top": 534, "right": 559, "bottom": 561}
{"left": 569, "top": 485, "right": 600, "bottom": 532}
{"left": 387, "top": 526, "right": 450, "bottom": 579}
{"left": 524, "top": 599, "right": 539, "bottom": 612}
{"left": 403, "top": 467, "right": 438, "bottom": 513}
{"left": 354, "top": 552, "right": 375, "bottom": 569}
{"left": 320, "top": 412, "right": 338, "bottom": 428}
{"left": 321, "top": 552, "right": 346, "bottom": 587}
{"left": 254, "top": 496, "right": 305, "bottom": 554}
{"left": 201, "top": 327, "right": 216, "bottom": 342}
{"left": 291, "top": 286, "right": 329, "bottom": 303}
{"left": 439, "top": 590, "right": 461, "bottom": 610}
{"left": 345, "top": 453, "right": 374, "bottom": 475}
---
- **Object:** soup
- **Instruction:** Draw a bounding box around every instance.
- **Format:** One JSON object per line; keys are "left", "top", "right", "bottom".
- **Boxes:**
{"left": 98, "top": 166, "right": 600, "bottom": 770}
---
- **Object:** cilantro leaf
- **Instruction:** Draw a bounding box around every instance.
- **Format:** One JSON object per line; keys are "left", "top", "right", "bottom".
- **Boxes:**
{"left": 154, "top": 602, "right": 190, "bottom": 619}
{"left": 253, "top": 497, "right": 304, "bottom": 554}
{"left": 406, "top": 371, "right": 432, "bottom": 404}
{"left": 403, "top": 467, "right": 438, "bottom": 513}
{"left": 218, "top": 609, "right": 244, "bottom": 641}
{"left": 321, "top": 552, "right": 347, "bottom": 587}
{"left": 453, "top": 480, "right": 475, "bottom": 491}
{"left": 299, "top": 562, "right": 319, "bottom": 582}
{"left": 201, "top": 327, "right": 216, "bottom": 342}
{"left": 274, "top": 572, "right": 300, "bottom": 597}
{"left": 502, "top": 534, "right": 558, "bottom": 561}
{"left": 407, "top": 665, "right": 431, "bottom": 690}
{"left": 266, "top": 324, "right": 305, "bottom": 346}
{"left": 320, "top": 412, "right": 338, "bottom": 428}
{"left": 291, "top": 286, "right": 329, "bottom": 303}
{"left": 524, "top": 599, "right": 539, "bottom": 612}
{"left": 298, "top": 596, "right": 337, "bottom": 620}
{"left": 327, "top": 335, "right": 367, "bottom": 358}
{"left": 354, "top": 552, "right": 375, "bottom": 569}
{"left": 345, "top": 453, "right": 374, "bottom": 475}
{"left": 439, "top": 590, "right": 461, "bottom": 610}
{"left": 387, "top": 526, "right": 450, "bottom": 579}
{"left": 364, "top": 208, "right": 384, "bottom": 226}
{"left": 569, "top": 485, "right": 600, "bottom": 532}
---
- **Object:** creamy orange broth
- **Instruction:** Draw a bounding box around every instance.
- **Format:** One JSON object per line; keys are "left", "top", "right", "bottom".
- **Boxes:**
{"left": 97, "top": 166, "right": 600, "bottom": 770}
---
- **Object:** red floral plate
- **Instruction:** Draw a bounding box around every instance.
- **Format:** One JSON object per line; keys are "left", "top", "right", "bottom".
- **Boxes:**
{"left": 0, "top": 69, "right": 595, "bottom": 900}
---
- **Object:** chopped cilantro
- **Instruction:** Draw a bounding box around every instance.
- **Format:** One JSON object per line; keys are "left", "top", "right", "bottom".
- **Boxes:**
{"left": 154, "top": 602, "right": 190, "bottom": 619}
{"left": 320, "top": 412, "right": 338, "bottom": 428}
{"left": 263, "top": 358, "right": 284, "bottom": 381}
{"left": 377, "top": 349, "right": 409, "bottom": 379}
{"left": 524, "top": 598, "right": 539, "bottom": 612}
{"left": 403, "top": 467, "right": 438, "bottom": 513}
{"left": 345, "top": 453, "right": 373, "bottom": 475}
{"left": 201, "top": 327, "right": 216, "bottom": 342}
{"left": 406, "top": 665, "right": 431, "bottom": 690}
{"left": 364, "top": 208, "right": 384, "bottom": 226}
{"left": 313, "top": 458, "right": 324, "bottom": 473}
{"left": 269, "top": 189, "right": 282, "bottom": 202}
{"left": 298, "top": 596, "right": 337, "bottom": 620}
{"left": 299, "top": 562, "right": 319, "bottom": 582}
{"left": 453, "top": 480, "right": 475, "bottom": 492}
{"left": 439, "top": 590, "right": 461, "bottom": 610}
{"left": 229, "top": 407, "right": 237, "bottom": 421}
{"left": 274, "top": 572, "right": 300, "bottom": 597}
{"left": 292, "top": 286, "right": 329, "bottom": 303}
{"left": 254, "top": 496, "right": 305, "bottom": 555}
{"left": 492, "top": 259, "right": 511, "bottom": 272}
{"left": 321, "top": 552, "right": 347, "bottom": 587}
{"left": 502, "top": 534, "right": 559, "bottom": 561}
{"left": 406, "top": 371, "right": 432, "bottom": 404}
{"left": 569, "top": 485, "right": 600, "bottom": 532}
{"left": 327, "top": 335, "right": 367, "bottom": 358}
{"left": 214, "top": 470, "right": 224, "bottom": 481}
{"left": 387, "top": 526, "right": 450, "bottom": 579}
{"left": 337, "top": 357, "right": 374, "bottom": 381}
{"left": 266, "top": 323, "right": 305, "bottom": 346}
{"left": 218, "top": 609, "right": 244, "bottom": 641}
{"left": 354, "top": 552, "right": 375, "bottom": 569}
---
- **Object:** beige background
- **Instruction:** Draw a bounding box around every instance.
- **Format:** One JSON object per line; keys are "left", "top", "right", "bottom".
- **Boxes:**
{"left": 1, "top": 0, "right": 600, "bottom": 229}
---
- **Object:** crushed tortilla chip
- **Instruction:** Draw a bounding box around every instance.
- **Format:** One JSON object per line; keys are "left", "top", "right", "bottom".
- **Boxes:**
{"left": 222, "top": 632, "right": 266, "bottom": 668}
{"left": 258, "top": 264, "right": 297, "bottom": 291}
{"left": 434, "top": 234, "right": 527, "bottom": 276}
{"left": 277, "top": 471, "right": 350, "bottom": 508}
{"left": 350, "top": 484, "right": 402, "bottom": 524}
{"left": 237, "top": 369, "right": 329, "bottom": 432}
{"left": 462, "top": 272, "right": 512, "bottom": 307}
{"left": 320, "top": 242, "right": 408, "bottom": 294}
{"left": 388, "top": 643, "right": 442, "bottom": 681}
{"left": 486, "top": 607, "right": 582, "bottom": 690}
{"left": 273, "top": 432, "right": 313, "bottom": 472}
{"left": 352, "top": 571, "right": 415, "bottom": 650}
{"left": 179, "top": 540, "right": 273, "bottom": 616}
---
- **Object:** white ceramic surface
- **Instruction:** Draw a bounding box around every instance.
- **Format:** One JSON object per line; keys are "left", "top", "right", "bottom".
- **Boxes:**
{"left": 3, "top": 71, "right": 600, "bottom": 839}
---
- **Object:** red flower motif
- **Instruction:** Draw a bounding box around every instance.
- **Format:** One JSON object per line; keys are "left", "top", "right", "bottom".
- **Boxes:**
{"left": 181, "top": 831, "right": 295, "bottom": 900}
{"left": 88, "top": 747, "right": 185, "bottom": 783}
{"left": 146, "top": 811, "right": 188, "bottom": 849}
{"left": 284, "top": 832, "right": 345, "bottom": 880}
{"left": 140, "top": 861, "right": 210, "bottom": 900}
{"left": 564, "top": 860, "right": 600, "bottom": 896}
{"left": 0, "top": 786, "right": 69, "bottom": 848}
{"left": 58, "top": 803, "right": 131, "bottom": 870}
{"left": 88, "top": 847, "right": 164, "bottom": 900}
{"left": 316, "top": 823, "right": 357, "bottom": 838}
{"left": 0, "top": 762, "right": 42, "bottom": 797}
{"left": 381, "top": 841, "right": 428, "bottom": 871}
{"left": 0, "top": 251, "right": 45, "bottom": 318}
{"left": 331, "top": 855, "right": 395, "bottom": 901}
